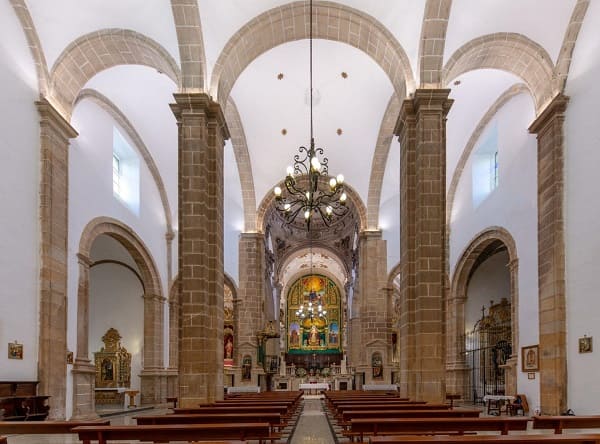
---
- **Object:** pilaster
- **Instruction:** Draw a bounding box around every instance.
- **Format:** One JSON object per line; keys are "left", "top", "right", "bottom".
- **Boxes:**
{"left": 529, "top": 93, "right": 569, "bottom": 415}
{"left": 171, "top": 92, "right": 229, "bottom": 405}
{"left": 236, "top": 232, "right": 266, "bottom": 384}
{"left": 395, "top": 89, "right": 453, "bottom": 402}
{"left": 141, "top": 293, "right": 166, "bottom": 404}
{"left": 36, "top": 98, "right": 78, "bottom": 419}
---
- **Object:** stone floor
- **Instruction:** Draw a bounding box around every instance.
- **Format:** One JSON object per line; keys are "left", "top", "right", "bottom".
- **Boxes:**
{"left": 289, "top": 398, "right": 336, "bottom": 444}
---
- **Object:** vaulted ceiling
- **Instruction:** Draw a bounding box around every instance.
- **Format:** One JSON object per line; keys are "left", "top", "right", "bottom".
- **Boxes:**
{"left": 7, "top": 0, "right": 587, "bottom": 283}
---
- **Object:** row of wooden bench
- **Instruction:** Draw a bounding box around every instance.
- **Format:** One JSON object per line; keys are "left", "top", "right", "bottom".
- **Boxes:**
{"left": 323, "top": 391, "right": 600, "bottom": 444}
{"left": 0, "top": 390, "right": 303, "bottom": 443}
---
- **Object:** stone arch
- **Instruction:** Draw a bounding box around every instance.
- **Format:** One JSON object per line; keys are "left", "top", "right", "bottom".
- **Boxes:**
{"left": 443, "top": 33, "right": 555, "bottom": 113}
{"left": 209, "top": 1, "right": 414, "bottom": 105}
{"left": 224, "top": 98, "right": 257, "bottom": 232}
{"left": 72, "top": 216, "right": 165, "bottom": 418}
{"left": 418, "top": 0, "right": 452, "bottom": 87}
{"left": 554, "top": 0, "right": 590, "bottom": 92}
{"left": 446, "top": 226, "right": 519, "bottom": 399}
{"left": 9, "top": 0, "right": 50, "bottom": 96}
{"left": 224, "top": 272, "right": 239, "bottom": 296}
{"left": 256, "top": 178, "right": 367, "bottom": 234}
{"left": 386, "top": 261, "right": 401, "bottom": 290}
{"left": 49, "top": 29, "right": 181, "bottom": 119}
{"left": 366, "top": 94, "right": 401, "bottom": 229}
{"left": 170, "top": 0, "right": 207, "bottom": 91}
{"left": 75, "top": 88, "right": 174, "bottom": 236}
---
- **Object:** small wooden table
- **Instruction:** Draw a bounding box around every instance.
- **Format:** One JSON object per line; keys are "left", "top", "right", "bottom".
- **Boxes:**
{"left": 124, "top": 390, "right": 139, "bottom": 408}
{"left": 446, "top": 394, "right": 461, "bottom": 408}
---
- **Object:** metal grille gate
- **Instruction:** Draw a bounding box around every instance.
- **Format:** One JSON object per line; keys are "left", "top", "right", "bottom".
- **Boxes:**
{"left": 461, "top": 300, "right": 512, "bottom": 404}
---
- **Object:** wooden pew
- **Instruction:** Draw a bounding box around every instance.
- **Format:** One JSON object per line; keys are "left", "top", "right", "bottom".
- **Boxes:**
{"left": 339, "top": 409, "right": 480, "bottom": 428}
{"left": 368, "top": 435, "right": 600, "bottom": 444}
{"left": 0, "top": 436, "right": 6, "bottom": 444}
{"left": 136, "top": 412, "right": 285, "bottom": 431}
{"left": 174, "top": 405, "right": 290, "bottom": 418}
{"left": 533, "top": 416, "right": 600, "bottom": 434}
{"left": 333, "top": 403, "right": 449, "bottom": 418}
{"left": 349, "top": 417, "right": 530, "bottom": 442}
{"left": 0, "top": 420, "right": 110, "bottom": 435}
{"left": 73, "top": 423, "right": 278, "bottom": 444}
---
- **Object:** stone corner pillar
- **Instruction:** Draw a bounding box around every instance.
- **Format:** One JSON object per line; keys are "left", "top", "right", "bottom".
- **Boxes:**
{"left": 70, "top": 252, "right": 98, "bottom": 419}
{"left": 171, "top": 92, "right": 229, "bottom": 406}
{"left": 394, "top": 89, "right": 453, "bottom": 402}
{"left": 140, "top": 293, "right": 166, "bottom": 405}
{"left": 528, "top": 93, "right": 569, "bottom": 415}
{"left": 36, "top": 98, "right": 78, "bottom": 420}
{"left": 236, "top": 232, "right": 266, "bottom": 385}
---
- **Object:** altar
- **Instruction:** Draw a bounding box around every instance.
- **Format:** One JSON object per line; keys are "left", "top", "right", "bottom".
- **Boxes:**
{"left": 299, "top": 382, "right": 330, "bottom": 395}
{"left": 93, "top": 328, "right": 132, "bottom": 407}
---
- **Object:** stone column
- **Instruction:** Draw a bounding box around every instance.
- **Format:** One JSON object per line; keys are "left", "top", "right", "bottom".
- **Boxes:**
{"left": 357, "top": 230, "right": 389, "bottom": 383}
{"left": 71, "top": 253, "right": 97, "bottom": 419}
{"left": 140, "top": 293, "right": 166, "bottom": 404}
{"left": 166, "top": 296, "right": 180, "bottom": 398}
{"left": 171, "top": 93, "right": 229, "bottom": 405}
{"left": 395, "top": 89, "right": 453, "bottom": 402}
{"left": 503, "top": 258, "right": 520, "bottom": 397}
{"left": 36, "top": 99, "right": 78, "bottom": 419}
{"left": 528, "top": 94, "right": 569, "bottom": 415}
{"left": 236, "top": 232, "right": 266, "bottom": 385}
{"left": 445, "top": 291, "right": 468, "bottom": 399}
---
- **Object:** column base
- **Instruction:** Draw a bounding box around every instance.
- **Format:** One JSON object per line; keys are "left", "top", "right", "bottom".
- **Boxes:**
{"left": 71, "top": 360, "right": 99, "bottom": 420}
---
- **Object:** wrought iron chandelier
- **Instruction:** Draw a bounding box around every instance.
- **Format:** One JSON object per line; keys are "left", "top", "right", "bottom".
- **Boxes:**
{"left": 273, "top": 0, "right": 348, "bottom": 231}
{"left": 295, "top": 299, "right": 327, "bottom": 321}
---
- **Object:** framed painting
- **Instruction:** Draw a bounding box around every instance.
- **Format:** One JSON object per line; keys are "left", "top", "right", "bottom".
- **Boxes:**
{"left": 521, "top": 344, "right": 539, "bottom": 372}
{"left": 579, "top": 336, "right": 593, "bottom": 353}
{"left": 8, "top": 342, "right": 23, "bottom": 360}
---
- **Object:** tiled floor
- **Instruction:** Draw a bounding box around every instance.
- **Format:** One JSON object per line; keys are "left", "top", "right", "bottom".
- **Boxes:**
{"left": 290, "top": 398, "right": 336, "bottom": 444}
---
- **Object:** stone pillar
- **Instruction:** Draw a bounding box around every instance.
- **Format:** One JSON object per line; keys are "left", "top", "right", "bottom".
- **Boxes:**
{"left": 236, "top": 232, "right": 266, "bottom": 385}
{"left": 36, "top": 99, "right": 78, "bottom": 419}
{"left": 504, "top": 258, "right": 520, "bottom": 397}
{"left": 445, "top": 291, "right": 468, "bottom": 399}
{"left": 71, "top": 253, "right": 97, "bottom": 419}
{"left": 528, "top": 94, "right": 569, "bottom": 415}
{"left": 140, "top": 293, "right": 166, "bottom": 404}
{"left": 171, "top": 93, "right": 229, "bottom": 405}
{"left": 357, "top": 230, "right": 389, "bottom": 383}
{"left": 395, "top": 89, "right": 453, "bottom": 402}
{"left": 166, "top": 296, "right": 180, "bottom": 398}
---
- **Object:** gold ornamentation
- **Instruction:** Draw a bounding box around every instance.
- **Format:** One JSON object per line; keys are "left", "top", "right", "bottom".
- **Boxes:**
{"left": 94, "top": 328, "right": 131, "bottom": 388}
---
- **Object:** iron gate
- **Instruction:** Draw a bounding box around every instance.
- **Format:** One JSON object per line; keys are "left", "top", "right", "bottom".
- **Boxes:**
{"left": 461, "top": 300, "right": 512, "bottom": 404}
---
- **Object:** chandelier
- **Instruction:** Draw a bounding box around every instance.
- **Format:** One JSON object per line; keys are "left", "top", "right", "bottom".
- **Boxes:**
{"left": 273, "top": 0, "right": 348, "bottom": 231}
{"left": 295, "top": 296, "right": 327, "bottom": 321}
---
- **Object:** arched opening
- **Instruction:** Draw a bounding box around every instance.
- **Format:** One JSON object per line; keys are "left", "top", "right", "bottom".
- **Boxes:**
{"left": 71, "top": 217, "right": 165, "bottom": 419}
{"left": 447, "top": 227, "right": 519, "bottom": 403}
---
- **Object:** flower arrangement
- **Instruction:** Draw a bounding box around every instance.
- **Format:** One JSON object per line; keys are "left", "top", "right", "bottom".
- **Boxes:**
{"left": 296, "top": 367, "right": 307, "bottom": 377}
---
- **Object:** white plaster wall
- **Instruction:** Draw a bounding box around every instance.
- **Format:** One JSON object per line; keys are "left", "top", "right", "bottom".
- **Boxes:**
{"left": 89, "top": 263, "right": 144, "bottom": 393}
{"left": 0, "top": 2, "right": 40, "bottom": 381}
{"left": 66, "top": 98, "right": 169, "bottom": 417}
{"left": 564, "top": 0, "right": 600, "bottom": 415}
{"left": 449, "top": 92, "right": 539, "bottom": 408}
{"left": 224, "top": 139, "right": 243, "bottom": 285}
{"left": 465, "top": 251, "right": 510, "bottom": 332}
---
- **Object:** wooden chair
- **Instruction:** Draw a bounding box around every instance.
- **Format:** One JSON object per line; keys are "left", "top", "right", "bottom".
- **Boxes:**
{"left": 507, "top": 394, "right": 528, "bottom": 416}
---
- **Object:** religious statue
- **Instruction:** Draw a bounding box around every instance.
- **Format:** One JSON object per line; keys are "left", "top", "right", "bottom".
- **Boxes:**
{"left": 224, "top": 337, "right": 233, "bottom": 359}
{"left": 309, "top": 325, "right": 320, "bottom": 346}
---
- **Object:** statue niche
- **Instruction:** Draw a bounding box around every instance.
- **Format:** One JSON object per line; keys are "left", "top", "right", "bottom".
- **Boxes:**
{"left": 94, "top": 328, "right": 131, "bottom": 389}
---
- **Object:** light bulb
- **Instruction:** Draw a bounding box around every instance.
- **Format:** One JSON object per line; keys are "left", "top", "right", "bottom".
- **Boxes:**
{"left": 304, "top": 210, "right": 310, "bottom": 219}
{"left": 323, "top": 310, "right": 327, "bottom": 315}
{"left": 310, "top": 156, "right": 321, "bottom": 171}
{"left": 326, "top": 206, "right": 333, "bottom": 215}
{"left": 340, "top": 192, "right": 347, "bottom": 203}
{"left": 329, "top": 178, "right": 337, "bottom": 188}
{"left": 274, "top": 186, "right": 282, "bottom": 197}
{"left": 284, "top": 203, "right": 291, "bottom": 211}
{"left": 337, "top": 174, "right": 344, "bottom": 184}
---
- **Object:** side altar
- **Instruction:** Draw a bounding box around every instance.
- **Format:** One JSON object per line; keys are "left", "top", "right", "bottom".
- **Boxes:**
{"left": 93, "top": 328, "right": 132, "bottom": 406}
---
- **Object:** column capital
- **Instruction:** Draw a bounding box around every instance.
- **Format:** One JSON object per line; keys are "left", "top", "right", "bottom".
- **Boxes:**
{"left": 76, "top": 253, "right": 93, "bottom": 267}
{"left": 529, "top": 93, "right": 569, "bottom": 135}
{"left": 36, "top": 98, "right": 78, "bottom": 140}
{"left": 240, "top": 231, "right": 265, "bottom": 242}
{"left": 170, "top": 92, "right": 230, "bottom": 140}
{"left": 143, "top": 293, "right": 166, "bottom": 303}
{"left": 359, "top": 229, "right": 382, "bottom": 241}
{"left": 165, "top": 230, "right": 175, "bottom": 242}
{"left": 394, "top": 89, "right": 453, "bottom": 137}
